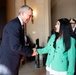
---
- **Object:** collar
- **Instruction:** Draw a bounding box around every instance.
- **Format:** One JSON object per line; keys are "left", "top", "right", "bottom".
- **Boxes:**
{"left": 18, "top": 16, "right": 23, "bottom": 26}
{"left": 73, "top": 28, "right": 75, "bottom": 31}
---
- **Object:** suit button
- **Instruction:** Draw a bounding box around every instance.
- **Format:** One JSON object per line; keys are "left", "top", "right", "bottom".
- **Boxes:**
{"left": 58, "top": 47, "right": 60, "bottom": 48}
{"left": 55, "top": 51, "right": 57, "bottom": 53}
{"left": 49, "top": 54, "right": 51, "bottom": 55}
{"left": 62, "top": 61, "right": 63, "bottom": 62}
{"left": 50, "top": 44, "right": 51, "bottom": 46}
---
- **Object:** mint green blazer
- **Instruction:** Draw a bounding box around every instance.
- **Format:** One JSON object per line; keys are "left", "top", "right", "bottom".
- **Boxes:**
{"left": 37, "top": 34, "right": 75, "bottom": 75}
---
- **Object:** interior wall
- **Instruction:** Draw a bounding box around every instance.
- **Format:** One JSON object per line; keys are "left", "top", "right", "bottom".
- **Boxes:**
{"left": 51, "top": 0, "right": 76, "bottom": 28}
{"left": 6, "top": 0, "right": 15, "bottom": 22}
{"left": 6, "top": 0, "right": 25, "bottom": 22}
{"left": 0, "top": 0, "right": 6, "bottom": 39}
{"left": 26, "top": 0, "right": 51, "bottom": 46}
{"left": 15, "top": 0, "right": 25, "bottom": 16}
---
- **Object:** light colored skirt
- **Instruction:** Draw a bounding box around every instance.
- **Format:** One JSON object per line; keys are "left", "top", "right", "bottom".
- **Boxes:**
{"left": 46, "top": 66, "right": 67, "bottom": 75}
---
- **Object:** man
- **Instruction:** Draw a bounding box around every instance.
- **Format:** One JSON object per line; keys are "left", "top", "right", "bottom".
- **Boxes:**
{"left": 70, "top": 19, "right": 76, "bottom": 75}
{"left": 70, "top": 18, "right": 76, "bottom": 39}
{"left": 0, "top": 5, "right": 37, "bottom": 75}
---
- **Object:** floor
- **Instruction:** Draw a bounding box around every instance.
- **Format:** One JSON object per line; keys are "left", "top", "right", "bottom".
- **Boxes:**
{"left": 19, "top": 61, "right": 46, "bottom": 75}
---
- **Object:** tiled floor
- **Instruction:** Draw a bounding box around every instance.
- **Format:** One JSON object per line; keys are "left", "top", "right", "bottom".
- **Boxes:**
{"left": 19, "top": 61, "right": 46, "bottom": 75}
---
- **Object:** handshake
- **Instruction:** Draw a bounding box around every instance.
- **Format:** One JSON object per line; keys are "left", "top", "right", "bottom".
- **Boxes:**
{"left": 31, "top": 48, "right": 38, "bottom": 56}
{"left": 29, "top": 43, "right": 38, "bottom": 56}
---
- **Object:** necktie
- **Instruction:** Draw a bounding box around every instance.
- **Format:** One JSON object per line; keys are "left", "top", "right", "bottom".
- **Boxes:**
{"left": 21, "top": 25, "right": 25, "bottom": 64}
{"left": 21, "top": 25, "right": 25, "bottom": 45}
{"left": 22, "top": 25, "right": 24, "bottom": 31}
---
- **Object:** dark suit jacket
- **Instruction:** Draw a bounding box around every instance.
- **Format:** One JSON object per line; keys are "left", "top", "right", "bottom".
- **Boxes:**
{"left": 0, "top": 17, "right": 33, "bottom": 75}
{"left": 72, "top": 28, "right": 76, "bottom": 40}
{"left": 73, "top": 28, "right": 76, "bottom": 39}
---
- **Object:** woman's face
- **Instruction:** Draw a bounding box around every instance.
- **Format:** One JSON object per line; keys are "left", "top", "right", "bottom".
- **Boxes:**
{"left": 55, "top": 21, "right": 60, "bottom": 33}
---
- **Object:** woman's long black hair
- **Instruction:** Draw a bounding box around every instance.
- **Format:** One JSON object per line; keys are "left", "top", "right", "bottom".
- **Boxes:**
{"left": 53, "top": 18, "right": 72, "bottom": 52}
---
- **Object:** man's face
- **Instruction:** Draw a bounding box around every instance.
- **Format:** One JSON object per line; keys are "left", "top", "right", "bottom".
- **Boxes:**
{"left": 22, "top": 10, "right": 33, "bottom": 23}
{"left": 71, "top": 23, "right": 75, "bottom": 29}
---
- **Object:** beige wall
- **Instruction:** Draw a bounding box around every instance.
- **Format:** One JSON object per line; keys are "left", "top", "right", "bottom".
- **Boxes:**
{"left": 6, "top": 0, "right": 76, "bottom": 47}
{"left": 51, "top": 0, "right": 76, "bottom": 28}
{"left": 6, "top": 0, "right": 25, "bottom": 22}
{"left": 26, "top": 0, "right": 51, "bottom": 46}
{"left": 15, "top": 0, "right": 25, "bottom": 16}
{"left": 6, "top": 0, "right": 15, "bottom": 22}
{"left": 6, "top": 0, "right": 51, "bottom": 46}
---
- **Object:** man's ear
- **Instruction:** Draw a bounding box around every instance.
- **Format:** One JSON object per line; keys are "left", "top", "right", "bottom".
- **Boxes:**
{"left": 21, "top": 11, "right": 25, "bottom": 16}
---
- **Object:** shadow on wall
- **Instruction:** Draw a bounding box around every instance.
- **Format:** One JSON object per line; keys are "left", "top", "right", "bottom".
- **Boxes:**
{"left": 0, "top": 6, "right": 6, "bottom": 39}
{"left": 0, "top": 38, "right": 2, "bottom": 44}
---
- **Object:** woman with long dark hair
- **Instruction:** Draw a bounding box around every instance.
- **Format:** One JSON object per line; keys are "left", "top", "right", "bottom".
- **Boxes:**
{"left": 36, "top": 18, "right": 75, "bottom": 75}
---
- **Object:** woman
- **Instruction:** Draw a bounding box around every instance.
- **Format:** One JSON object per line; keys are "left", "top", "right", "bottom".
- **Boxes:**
{"left": 37, "top": 18, "right": 75, "bottom": 75}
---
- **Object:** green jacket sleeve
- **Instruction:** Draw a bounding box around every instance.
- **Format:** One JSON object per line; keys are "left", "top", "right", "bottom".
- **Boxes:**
{"left": 67, "top": 38, "right": 75, "bottom": 75}
{"left": 37, "top": 34, "right": 55, "bottom": 54}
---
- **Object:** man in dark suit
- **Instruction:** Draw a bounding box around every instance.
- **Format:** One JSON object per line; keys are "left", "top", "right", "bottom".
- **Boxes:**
{"left": 70, "top": 18, "right": 76, "bottom": 39}
{"left": 70, "top": 19, "right": 76, "bottom": 75}
{"left": 0, "top": 5, "right": 37, "bottom": 75}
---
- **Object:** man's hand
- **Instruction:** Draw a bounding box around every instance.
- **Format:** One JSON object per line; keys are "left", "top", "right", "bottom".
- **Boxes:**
{"left": 31, "top": 48, "right": 38, "bottom": 56}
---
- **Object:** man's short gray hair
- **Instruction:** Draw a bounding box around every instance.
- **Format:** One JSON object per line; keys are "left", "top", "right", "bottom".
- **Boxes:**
{"left": 18, "top": 5, "right": 33, "bottom": 14}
